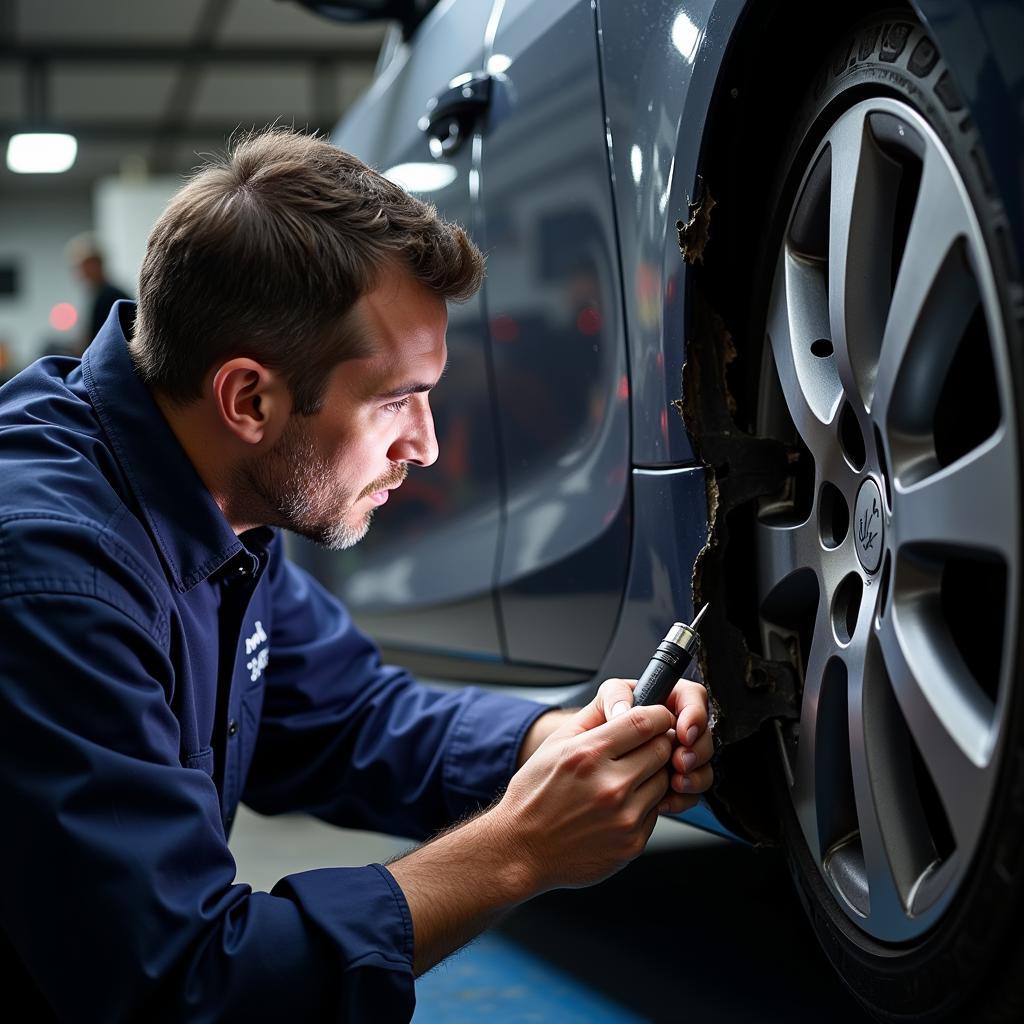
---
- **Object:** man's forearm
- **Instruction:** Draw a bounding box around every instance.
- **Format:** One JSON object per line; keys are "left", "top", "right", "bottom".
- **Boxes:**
{"left": 385, "top": 806, "right": 535, "bottom": 975}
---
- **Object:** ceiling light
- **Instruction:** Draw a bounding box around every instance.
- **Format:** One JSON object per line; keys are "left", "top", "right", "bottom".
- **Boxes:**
{"left": 382, "top": 162, "right": 457, "bottom": 194}
{"left": 6, "top": 133, "right": 78, "bottom": 174}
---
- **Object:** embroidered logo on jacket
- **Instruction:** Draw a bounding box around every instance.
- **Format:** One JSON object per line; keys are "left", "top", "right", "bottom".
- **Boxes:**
{"left": 244, "top": 620, "right": 270, "bottom": 683}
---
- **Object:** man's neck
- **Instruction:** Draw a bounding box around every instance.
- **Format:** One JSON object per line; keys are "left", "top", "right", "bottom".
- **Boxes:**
{"left": 152, "top": 390, "right": 256, "bottom": 536}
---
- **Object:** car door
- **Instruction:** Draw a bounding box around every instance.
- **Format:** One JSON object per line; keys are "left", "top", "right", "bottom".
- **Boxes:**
{"left": 480, "top": 0, "right": 632, "bottom": 671}
{"left": 290, "top": 1, "right": 505, "bottom": 662}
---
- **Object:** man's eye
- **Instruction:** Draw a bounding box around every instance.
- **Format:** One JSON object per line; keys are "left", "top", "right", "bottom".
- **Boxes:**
{"left": 383, "top": 397, "right": 411, "bottom": 413}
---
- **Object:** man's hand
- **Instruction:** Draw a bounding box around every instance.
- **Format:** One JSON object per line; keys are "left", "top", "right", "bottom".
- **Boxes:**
{"left": 388, "top": 676, "right": 714, "bottom": 975}
{"left": 495, "top": 700, "right": 677, "bottom": 892}
{"left": 518, "top": 676, "right": 714, "bottom": 809}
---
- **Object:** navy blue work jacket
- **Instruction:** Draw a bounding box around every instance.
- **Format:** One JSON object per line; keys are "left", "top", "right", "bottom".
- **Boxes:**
{"left": 0, "top": 303, "right": 548, "bottom": 1022}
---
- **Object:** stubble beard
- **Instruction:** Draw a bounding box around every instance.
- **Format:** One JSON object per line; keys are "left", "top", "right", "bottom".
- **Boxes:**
{"left": 240, "top": 416, "right": 407, "bottom": 551}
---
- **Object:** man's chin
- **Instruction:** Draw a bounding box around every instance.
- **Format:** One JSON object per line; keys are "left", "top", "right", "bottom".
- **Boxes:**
{"left": 287, "top": 510, "right": 373, "bottom": 551}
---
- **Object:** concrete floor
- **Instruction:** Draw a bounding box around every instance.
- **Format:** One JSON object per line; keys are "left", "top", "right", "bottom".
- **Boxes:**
{"left": 229, "top": 807, "right": 873, "bottom": 1022}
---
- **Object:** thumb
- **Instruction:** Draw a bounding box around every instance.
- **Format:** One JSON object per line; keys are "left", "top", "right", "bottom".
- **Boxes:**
{"left": 559, "top": 679, "right": 637, "bottom": 738}
{"left": 598, "top": 677, "right": 638, "bottom": 724}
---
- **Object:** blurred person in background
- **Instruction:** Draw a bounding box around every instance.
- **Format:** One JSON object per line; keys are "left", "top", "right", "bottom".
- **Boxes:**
{"left": 65, "top": 231, "right": 132, "bottom": 352}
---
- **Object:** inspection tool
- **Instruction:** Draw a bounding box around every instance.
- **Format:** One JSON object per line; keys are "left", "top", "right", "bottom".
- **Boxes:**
{"left": 632, "top": 604, "right": 709, "bottom": 708}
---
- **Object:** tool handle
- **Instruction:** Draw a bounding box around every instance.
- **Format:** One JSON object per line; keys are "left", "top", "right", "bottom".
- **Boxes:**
{"left": 632, "top": 644, "right": 695, "bottom": 707}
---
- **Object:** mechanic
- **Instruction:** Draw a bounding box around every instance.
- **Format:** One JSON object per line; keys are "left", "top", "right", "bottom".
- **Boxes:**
{"left": 0, "top": 128, "right": 713, "bottom": 1022}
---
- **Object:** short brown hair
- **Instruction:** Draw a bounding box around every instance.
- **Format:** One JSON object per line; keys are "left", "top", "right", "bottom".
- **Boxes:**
{"left": 131, "top": 127, "right": 484, "bottom": 414}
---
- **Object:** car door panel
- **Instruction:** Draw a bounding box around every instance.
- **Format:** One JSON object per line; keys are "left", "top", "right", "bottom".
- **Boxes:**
{"left": 292, "top": 0, "right": 505, "bottom": 658}
{"left": 481, "top": 0, "right": 631, "bottom": 671}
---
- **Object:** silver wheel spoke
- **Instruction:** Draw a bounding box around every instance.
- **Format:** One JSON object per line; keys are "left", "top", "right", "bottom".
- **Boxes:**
{"left": 846, "top": 630, "right": 908, "bottom": 928}
{"left": 789, "top": 602, "right": 835, "bottom": 866}
{"left": 893, "top": 429, "right": 1014, "bottom": 558}
{"left": 871, "top": 149, "right": 977, "bottom": 429}
{"left": 827, "top": 109, "right": 902, "bottom": 413}
{"left": 877, "top": 611, "right": 989, "bottom": 848}
{"left": 766, "top": 248, "right": 840, "bottom": 461}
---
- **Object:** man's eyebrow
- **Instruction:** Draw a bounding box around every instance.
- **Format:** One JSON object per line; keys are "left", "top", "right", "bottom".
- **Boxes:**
{"left": 372, "top": 364, "right": 447, "bottom": 400}
{"left": 373, "top": 381, "right": 438, "bottom": 400}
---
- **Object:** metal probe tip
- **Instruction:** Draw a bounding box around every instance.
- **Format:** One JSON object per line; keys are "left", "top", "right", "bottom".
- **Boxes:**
{"left": 690, "top": 603, "right": 709, "bottom": 631}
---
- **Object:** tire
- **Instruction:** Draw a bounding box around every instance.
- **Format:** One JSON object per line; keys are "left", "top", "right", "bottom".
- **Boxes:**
{"left": 746, "top": 11, "right": 1024, "bottom": 1021}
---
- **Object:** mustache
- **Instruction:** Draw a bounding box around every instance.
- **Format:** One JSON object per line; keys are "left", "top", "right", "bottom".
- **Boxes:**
{"left": 359, "top": 464, "right": 408, "bottom": 500}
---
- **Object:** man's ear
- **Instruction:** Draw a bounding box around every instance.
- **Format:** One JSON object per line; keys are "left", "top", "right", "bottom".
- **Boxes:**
{"left": 210, "top": 358, "right": 291, "bottom": 446}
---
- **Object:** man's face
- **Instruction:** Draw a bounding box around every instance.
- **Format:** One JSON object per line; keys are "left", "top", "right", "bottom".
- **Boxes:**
{"left": 242, "top": 271, "right": 447, "bottom": 549}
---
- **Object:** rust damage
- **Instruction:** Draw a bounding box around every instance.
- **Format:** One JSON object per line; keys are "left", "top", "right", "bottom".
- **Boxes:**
{"left": 676, "top": 176, "right": 718, "bottom": 266}
{"left": 674, "top": 193, "right": 802, "bottom": 840}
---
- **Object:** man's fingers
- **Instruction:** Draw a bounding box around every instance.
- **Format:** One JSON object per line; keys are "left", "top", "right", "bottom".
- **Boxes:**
{"left": 635, "top": 766, "right": 671, "bottom": 817}
{"left": 598, "top": 677, "right": 637, "bottom": 722}
{"left": 615, "top": 732, "right": 674, "bottom": 788}
{"left": 594, "top": 704, "right": 675, "bottom": 759}
{"left": 672, "top": 728, "right": 714, "bottom": 773}
{"left": 670, "top": 762, "right": 714, "bottom": 794}
{"left": 670, "top": 679, "right": 709, "bottom": 747}
{"left": 566, "top": 678, "right": 638, "bottom": 735}
{"left": 656, "top": 792, "right": 701, "bottom": 816}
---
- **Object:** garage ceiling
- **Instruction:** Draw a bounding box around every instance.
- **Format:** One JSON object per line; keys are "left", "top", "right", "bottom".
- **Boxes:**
{"left": 0, "top": 0, "right": 388, "bottom": 195}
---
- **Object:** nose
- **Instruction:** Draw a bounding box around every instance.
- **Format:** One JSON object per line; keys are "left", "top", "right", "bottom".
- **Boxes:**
{"left": 388, "top": 394, "right": 439, "bottom": 468}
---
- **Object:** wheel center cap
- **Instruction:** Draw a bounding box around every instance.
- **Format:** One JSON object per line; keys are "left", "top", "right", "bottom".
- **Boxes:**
{"left": 854, "top": 478, "right": 884, "bottom": 573}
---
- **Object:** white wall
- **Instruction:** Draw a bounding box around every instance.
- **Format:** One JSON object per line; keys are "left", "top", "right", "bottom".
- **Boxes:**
{"left": 0, "top": 195, "right": 93, "bottom": 369}
{"left": 95, "top": 175, "right": 181, "bottom": 301}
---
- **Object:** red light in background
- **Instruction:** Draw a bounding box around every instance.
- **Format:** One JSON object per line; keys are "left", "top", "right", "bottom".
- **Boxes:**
{"left": 665, "top": 275, "right": 677, "bottom": 303}
{"left": 617, "top": 374, "right": 630, "bottom": 401}
{"left": 49, "top": 302, "right": 77, "bottom": 331}
{"left": 491, "top": 314, "right": 519, "bottom": 343}
{"left": 576, "top": 307, "right": 601, "bottom": 336}
{"left": 660, "top": 408, "right": 669, "bottom": 438}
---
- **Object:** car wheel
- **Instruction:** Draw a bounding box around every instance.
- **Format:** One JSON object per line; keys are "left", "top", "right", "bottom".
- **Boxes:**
{"left": 751, "top": 12, "right": 1024, "bottom": 1021}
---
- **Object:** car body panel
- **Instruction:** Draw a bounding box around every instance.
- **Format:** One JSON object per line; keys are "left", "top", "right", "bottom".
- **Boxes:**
{"left": 292, "top": 0, "right": 506, "bottom": 658}
{"left": 482, "top": 0, "right": 632, "bottom": 670}
{"left": 595, "top": 0, "right": 746, "bottom": 468}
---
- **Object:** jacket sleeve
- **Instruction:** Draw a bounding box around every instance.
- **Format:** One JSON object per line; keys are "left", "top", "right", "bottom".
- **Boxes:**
{"left": 0, "top": 520, "right": 415, "bottom": 1023}
{"left": 242, "top": 535, "right": 550, "bottom": 839}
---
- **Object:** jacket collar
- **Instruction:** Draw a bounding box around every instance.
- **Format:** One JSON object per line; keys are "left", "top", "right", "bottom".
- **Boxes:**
{"left": 82, "top": 301, "right": 249, "bottom": 592}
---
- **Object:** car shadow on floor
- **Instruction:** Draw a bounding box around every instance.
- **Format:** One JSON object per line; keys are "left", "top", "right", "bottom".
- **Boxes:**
{"left": 496, "top": 842, "right": 873, "bottom": 1023}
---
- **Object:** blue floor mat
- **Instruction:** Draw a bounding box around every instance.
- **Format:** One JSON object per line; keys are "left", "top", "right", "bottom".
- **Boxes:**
{"left": 413, "top": 932, "right": 648, "bottom": 1023}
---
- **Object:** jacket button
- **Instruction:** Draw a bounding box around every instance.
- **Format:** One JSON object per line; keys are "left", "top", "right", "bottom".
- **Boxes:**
{"left": 227, "top": 719, "right": 239, "bottom": 737}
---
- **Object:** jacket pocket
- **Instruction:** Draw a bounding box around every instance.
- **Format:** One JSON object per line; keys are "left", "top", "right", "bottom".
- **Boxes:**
{"left": 184, "top": 747, "right": 214, "bottom": 777}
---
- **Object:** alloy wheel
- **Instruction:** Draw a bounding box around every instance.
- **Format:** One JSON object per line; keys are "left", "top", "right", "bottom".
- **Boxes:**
{"left": 756, "top": 96, "right": 1019, "bottom": 943}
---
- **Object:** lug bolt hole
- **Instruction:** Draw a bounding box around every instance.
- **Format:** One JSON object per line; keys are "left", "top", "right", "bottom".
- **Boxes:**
{"left": 819, "top": 482, "right": 850, "bottom": 549}
{"left": 832, "top": 572, "right": 863, "bottom": 645}
{"left": 811, "top": 338, "right": 834, "bottom": 358}
{"left": 839, "top": 401, "right": 866, "bottom": 471}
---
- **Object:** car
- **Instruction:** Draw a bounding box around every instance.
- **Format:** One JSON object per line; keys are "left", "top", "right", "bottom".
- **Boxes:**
{"left": 292, "top": 0, "right": 1024, "bottom": 1019}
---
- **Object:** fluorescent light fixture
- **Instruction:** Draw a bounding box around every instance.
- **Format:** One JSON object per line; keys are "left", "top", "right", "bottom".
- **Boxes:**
{"left": 486, "top": 53, "right": 512, "bottom": 75}
{"left": 7, "top": 133, "right": 78, "bottom": 174}
{"left": 630, "top": 144, "right": 643, "bottom": 184}
{"left": 671, "top": 12, "right": 700, "bottom": 61}
{"left": 382, "top": 162, "right": 458, "bottom": 194}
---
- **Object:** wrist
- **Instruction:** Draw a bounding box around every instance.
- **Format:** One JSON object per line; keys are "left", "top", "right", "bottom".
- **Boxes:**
{"left": 476, "top": 801, "right": 544, "bottom": 903}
